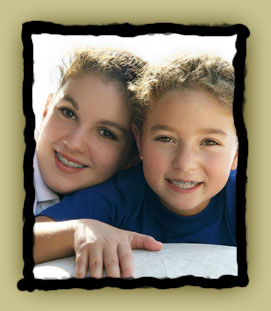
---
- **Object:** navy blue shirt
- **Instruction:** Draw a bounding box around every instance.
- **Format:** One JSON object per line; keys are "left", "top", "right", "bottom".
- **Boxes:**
{"left": 39, "top": 164, "right": 236, "bottom": 246}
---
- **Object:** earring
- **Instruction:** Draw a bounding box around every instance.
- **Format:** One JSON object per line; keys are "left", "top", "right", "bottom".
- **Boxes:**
{"left": 140, "top": 155, "right": 143, "bottom": 161}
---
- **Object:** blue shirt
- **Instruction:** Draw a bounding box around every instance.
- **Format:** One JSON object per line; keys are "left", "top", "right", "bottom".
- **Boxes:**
{"left": 39, "top": 164, "right": 236, "bottom": 246}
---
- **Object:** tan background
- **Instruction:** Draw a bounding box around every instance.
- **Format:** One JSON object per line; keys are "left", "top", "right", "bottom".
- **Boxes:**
{"left": 1, "top": 0, "right": 270, "bottom": 310}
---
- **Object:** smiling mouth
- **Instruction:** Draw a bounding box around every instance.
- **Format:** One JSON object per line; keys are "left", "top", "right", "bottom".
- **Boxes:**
{"left": 56, "top": 152, "right": 87, "bottom": 168}
{"left": 167, "top": 179, "right": 201, "bottom": 189}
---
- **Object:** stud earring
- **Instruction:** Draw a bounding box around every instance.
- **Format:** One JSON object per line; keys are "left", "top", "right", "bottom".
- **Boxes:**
{"left": 140, "top": 155, "right": 143, "bottom": 161}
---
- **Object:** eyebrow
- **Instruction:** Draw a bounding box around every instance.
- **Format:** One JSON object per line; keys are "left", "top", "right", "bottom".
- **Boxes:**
{"left": 150, "top": 125, "right": 175, "bottom": 132}
{"left": 150, "top": 125, "right": 228, "bottom": 136}
{"left": 62, "top": 94, "right": 79, "bottom": 109}
{"left": 99, "top": 120, "right": 128, "bottom": 136}
{"left": 199, "top": 129, "right": 228, "bottom": 136}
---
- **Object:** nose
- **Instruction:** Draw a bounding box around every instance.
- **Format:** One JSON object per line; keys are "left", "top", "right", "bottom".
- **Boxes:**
{"left": 172, "top": 144, "right": 198, "bottom": 171}
{"left": 63, "top": 127, "right": 89, "bottom": 154}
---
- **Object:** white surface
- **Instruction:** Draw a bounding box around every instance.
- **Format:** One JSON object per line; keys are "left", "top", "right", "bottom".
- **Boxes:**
{"left": 34, "top": 243, "right": 237, "bottom": 280}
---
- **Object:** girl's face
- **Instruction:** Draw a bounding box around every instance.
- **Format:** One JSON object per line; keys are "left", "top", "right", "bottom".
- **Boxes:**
{"left": 133, "top": 89, "right": 238, "bottom": 216}
{"left": 37, "top": 73, "right": 132, "bottom": 194}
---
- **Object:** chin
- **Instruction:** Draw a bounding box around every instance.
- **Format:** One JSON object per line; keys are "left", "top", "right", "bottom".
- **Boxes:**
{"left": 47, "top": 182, "right": 74, "bottom": 195}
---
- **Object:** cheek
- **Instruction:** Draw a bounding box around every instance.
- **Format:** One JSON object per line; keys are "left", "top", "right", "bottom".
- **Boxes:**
{"left": 144, "top": 143, "right": 172, "bottom": 164}
{"left": 203, "top": 154, "right": 232, "bottom": 187}
{"left": 142, "top": 148, "right": 167, "bottom": 183}
{"left": 36, "top": 122, "right": 51, "bottom": 151}
{"left": 39, "top": 115, "right": 65, "bottom": 141}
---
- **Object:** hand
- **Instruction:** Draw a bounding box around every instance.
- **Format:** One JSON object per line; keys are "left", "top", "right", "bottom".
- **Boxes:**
{"left": 72, "top": 219, "right": 163, "bottom": 279}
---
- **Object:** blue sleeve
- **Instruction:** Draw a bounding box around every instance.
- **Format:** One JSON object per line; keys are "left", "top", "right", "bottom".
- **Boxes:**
{"left": 37, "top": 180, "right": 125, "bottom": 226}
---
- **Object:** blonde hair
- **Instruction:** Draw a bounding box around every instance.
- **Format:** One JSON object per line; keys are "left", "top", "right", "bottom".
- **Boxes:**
{"left": 131, "top": 54, "right": 235, "bottom": 130}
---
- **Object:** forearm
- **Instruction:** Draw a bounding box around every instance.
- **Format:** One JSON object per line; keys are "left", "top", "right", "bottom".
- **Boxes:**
{"left": 33, "top": 219, "right": 76, "bottom": 264}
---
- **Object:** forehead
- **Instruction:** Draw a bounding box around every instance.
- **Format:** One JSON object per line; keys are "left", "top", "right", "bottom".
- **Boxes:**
{"left": 64, "top": 71, "right": 121, "bottom": 90}
{"left": 59, "top": 72, "right": 123, "bottom": 101}
{"left": 146, "top": 89, "right": 235, "bottom": 131}
{"left": 54, "top": 73, "right": 130, "bottom": 123}
{"left": 154, "top": 89, "right": 232, "bottom": 115}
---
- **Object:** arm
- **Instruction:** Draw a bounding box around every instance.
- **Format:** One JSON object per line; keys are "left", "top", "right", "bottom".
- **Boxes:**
{"left": 34, "top": 216, "right": 163, "bottom": 279}
{"left": 33, "top": 216, "right": 75, "bottom": 264}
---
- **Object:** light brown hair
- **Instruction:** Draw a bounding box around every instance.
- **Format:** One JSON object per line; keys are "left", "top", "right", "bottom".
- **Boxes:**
{"left": 57, "top": 47, "right": 148, "bottom": 112}
{"left": 131, "top": 54, "right": 235, "bottom": 130}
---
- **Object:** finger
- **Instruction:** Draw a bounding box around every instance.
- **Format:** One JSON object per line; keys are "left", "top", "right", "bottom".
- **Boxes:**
{"left": 103, "top": 246, "right": 121, "bottom": 278}
{"left": 75, "top": 251, "right": 88, "bottom": 279}
{"left": 117, "top": 244, "right": 134, "bottom": 279}
{"left": 129, "top": 233, "right": 163, "bottom": 251}
{"left": 88, "top": 246, "right": 104, "bottom": 279}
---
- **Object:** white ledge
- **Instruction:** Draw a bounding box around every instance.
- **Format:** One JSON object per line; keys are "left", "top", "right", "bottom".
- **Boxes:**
{"left": 34, "top": 243, "right": 237, "bottom": 280}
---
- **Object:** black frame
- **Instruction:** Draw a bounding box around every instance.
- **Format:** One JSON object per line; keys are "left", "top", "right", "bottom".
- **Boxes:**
{"left": 18, "top": 21, "right": 249, "bottom": 291}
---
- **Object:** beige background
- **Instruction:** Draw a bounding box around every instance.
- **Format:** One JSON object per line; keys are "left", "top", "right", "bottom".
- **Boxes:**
{"left": 1, "top": 0, "right": 270, "bottom": 310}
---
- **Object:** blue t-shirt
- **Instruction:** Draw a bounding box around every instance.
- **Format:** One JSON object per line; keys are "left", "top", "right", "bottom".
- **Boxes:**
{"left": 39, "top": 164, "right": 236, "bottom": 246}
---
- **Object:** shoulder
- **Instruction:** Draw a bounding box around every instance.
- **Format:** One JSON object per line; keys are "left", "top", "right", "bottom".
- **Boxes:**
{"left": 38, "top": 179, "right": 119, "bottom": 222}
{"left": 226, "top": 169, "right": 236, "bottom": 197}
{"left": 113, "top": 164, "right": 145, "bottom": 190}
{"left": 111, "top": 164, "right": 147, "bottom": 205}
{"left": 54, "top": 165, "right": 144, "bottom": 209}
{"left": 38, "top": 164, "right": 146, "bottom": 223}
{"left": 74, "top": 164, "right": 145, "bottom": 201}
{"left": 215, "top": 170, "right": 236, "bottom": 209}
{"left": 222, "top": 169, "right": 236, "bottom": 233}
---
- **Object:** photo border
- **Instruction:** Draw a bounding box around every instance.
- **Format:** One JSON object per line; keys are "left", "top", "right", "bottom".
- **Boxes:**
{"left": 18, "top": 21, "right": 250, "bottom": 291}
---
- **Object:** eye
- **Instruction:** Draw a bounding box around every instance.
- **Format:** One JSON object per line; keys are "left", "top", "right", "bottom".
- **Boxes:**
{"left": 59, "top": 108, "right": 77, "bottom": 121}
{"left": 156, "top": 136, "right": 175, "bottom": 143}
{"left": 98, "top": 128, "right": 117, "bottom": 141}
{"left": 202, "top": 139, "right": 219, "bottom": 146}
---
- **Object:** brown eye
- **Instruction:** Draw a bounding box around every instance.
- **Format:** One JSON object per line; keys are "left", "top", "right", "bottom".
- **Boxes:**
{"left": 202, "top": 139, "right": 219, "bottom": 146}
{"left": 98, "top": 129, "right": 117, "bottom": 141}
{"left": 156, "top": 136, "right": 174, "bottom": 143}
{"left": 60, "top": 108, "right": 77, "bottom": 121}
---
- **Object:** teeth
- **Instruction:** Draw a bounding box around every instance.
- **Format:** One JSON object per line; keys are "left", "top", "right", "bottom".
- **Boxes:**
{"left": 169, "top": 179, "right": 199, "bottom": 189}
{"left": 56, "top": 152, "right": 86, "bottom": 168}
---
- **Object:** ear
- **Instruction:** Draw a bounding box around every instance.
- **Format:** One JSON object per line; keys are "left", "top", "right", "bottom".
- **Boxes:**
{"left": 42, "top": 93, "right": 54, "bottom": 120}
{"left": 132, "top": 123, "right": 143, "bottom": 156}
{"left": 231, "top": 150, "right": 239, "bottom": 170}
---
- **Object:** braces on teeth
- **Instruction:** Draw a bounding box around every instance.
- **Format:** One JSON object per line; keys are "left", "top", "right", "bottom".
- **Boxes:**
{"left": 56, "top": 152, "right": 86, "bottom": 168}
{"left": 169, "top": 179, "right": 198, "bottom": 187}
{"left": 170, "top": 180, "right": 197, "bottom": 185}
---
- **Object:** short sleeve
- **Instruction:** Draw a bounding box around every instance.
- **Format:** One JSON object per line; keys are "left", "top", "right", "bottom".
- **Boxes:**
{"left": 37, "top": 182, "right": 124, "bottom": 226}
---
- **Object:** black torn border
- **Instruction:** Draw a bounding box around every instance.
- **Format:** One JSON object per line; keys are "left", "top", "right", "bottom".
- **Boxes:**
{"left": 18, "top": 22, "right": 250, "bottom": 291}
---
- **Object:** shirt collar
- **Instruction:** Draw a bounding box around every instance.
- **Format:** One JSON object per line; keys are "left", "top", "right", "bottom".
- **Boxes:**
{"left": 33, "top": 153, "right": 59, "bottom": 203}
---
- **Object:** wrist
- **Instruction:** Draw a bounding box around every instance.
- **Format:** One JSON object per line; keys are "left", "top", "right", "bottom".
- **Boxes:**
{"left": 67, "top": 220, "right": 78, "bottom": 253}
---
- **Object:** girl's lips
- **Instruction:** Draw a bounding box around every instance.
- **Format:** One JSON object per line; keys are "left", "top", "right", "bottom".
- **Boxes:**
{"left": 166, "top": 178, "right": 202, "bottom": 194}
{"left": 56, "top": 151, "right": 87, "bottom": 166}
{"left": 54, "top": 151, "right": 88, "bottom": 173}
